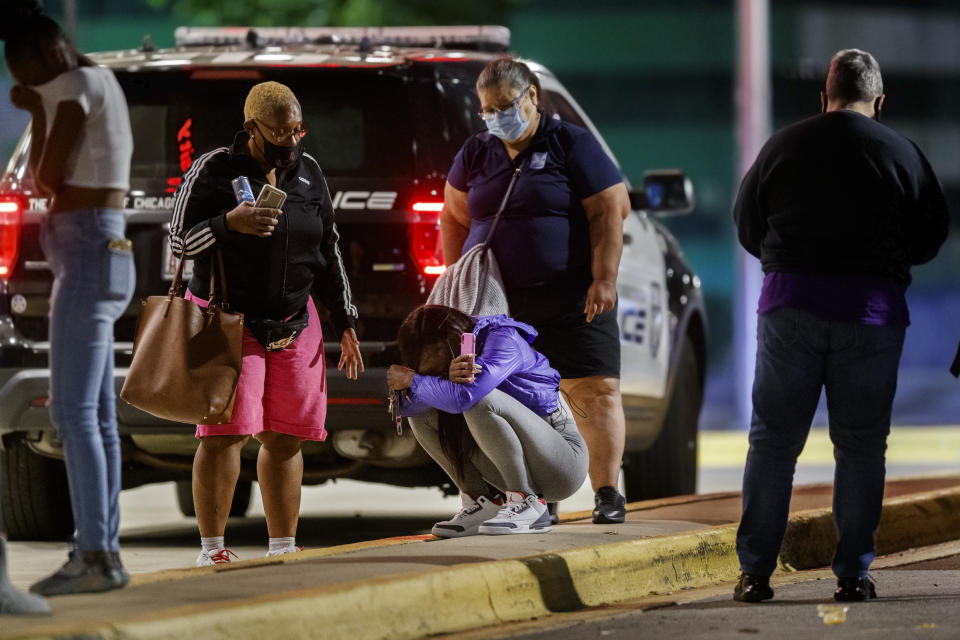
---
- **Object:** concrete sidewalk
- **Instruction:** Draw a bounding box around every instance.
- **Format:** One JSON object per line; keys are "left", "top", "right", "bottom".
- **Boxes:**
{"left": 2, "top": 474, "right": 959, "bottom": 640}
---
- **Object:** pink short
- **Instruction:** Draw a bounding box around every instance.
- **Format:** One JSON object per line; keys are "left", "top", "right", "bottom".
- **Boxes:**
{"left": 185, "top": 290, "right": 328, "bottom": 441}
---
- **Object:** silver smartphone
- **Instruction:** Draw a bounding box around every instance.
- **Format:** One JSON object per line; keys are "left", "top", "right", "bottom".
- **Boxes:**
{"left": 255, "top": 184, "right": 287, "bottom": 214}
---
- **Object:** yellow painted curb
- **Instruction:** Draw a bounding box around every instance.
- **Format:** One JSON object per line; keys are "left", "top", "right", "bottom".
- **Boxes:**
{"left": 779, "top": 485, "right": 960, "bottom": 570}
{"left": 2, "top": 526, "right": 742, "bottom": 640}
{"left": 6, "top": 485, "right": 960, "bottom": 640}
{"left": 130, "top": 534, "right": 435, "bottom": 586}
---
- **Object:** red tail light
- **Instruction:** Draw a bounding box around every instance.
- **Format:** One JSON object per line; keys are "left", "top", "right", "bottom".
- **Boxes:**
{"left": 409, "top": 201, "right": 447, "bottom": 277}
{"left": 0, "top": 194, "right": 24, "bottom": 280}
{"left": 411, "top": 202, "right": 445, "bottom": 213}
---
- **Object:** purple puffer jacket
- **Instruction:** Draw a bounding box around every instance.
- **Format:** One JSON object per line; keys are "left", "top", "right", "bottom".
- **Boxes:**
{"left": 399, "top": 315, "right": 561, "bottom": 417}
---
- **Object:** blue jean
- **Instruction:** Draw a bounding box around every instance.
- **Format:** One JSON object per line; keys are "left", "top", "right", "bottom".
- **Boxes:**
{"left": 39, "top": 208, "right": 135, "bottom": 552}
{"left": 736, "top": 307, "right": 905, "bottom": 579}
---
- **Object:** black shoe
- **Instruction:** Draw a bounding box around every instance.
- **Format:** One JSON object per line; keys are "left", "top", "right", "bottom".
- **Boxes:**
{"left": 547, "top": 501, "right": 560, "bottom": 526}
{"left": 30, "top": 550, "right": 127, "bottom": 597}
{"left": 834, "top": 576, "right": 877, "bottom": 602}
{"left": 107, "top": 551, "right": 131, "bottom": 588}
{"left": 592, "top": 486, "right": 626, "bottom": 524}
{"left": 733, "top": 573, "right": 774, "bottom": 603}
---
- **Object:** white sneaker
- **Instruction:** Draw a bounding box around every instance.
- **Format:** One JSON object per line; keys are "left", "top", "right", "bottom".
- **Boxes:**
{"left": 478, "top": 492, "right": 552, "bottom": 535}
{"left": 432, "top": 494, "right": 502, "bottom": 538}
{"left": 196, "top": 548, "right": 238, "bottom": 566}
{"left": 265, "top": 546, "right": 303, "bottom": 557}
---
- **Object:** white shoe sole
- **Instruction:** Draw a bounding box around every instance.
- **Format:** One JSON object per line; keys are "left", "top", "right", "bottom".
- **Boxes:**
{"left": 431, "top": 525, "right": 479, "bottom": 538}
{"left": 478, "top": 524, "right": 552, "bottom": 535}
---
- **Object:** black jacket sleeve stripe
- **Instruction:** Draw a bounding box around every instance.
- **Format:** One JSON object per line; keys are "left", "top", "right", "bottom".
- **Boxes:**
{"left": 304, "top": 152, "right": 358, "bottom": 335}
{"left": 169, "top": 148, "right": 228, "bottom": 253}
{"left": 184, "top": 228, "right": 216, "bottom": 256}
{"left": 328, "top": 221, "right": 358, "bottom": 318}
{"left": 184, "top": 227, "right": 213, "bottom": 249}
{"left": 188, "top": 235, "right": 217, "bottom": 256}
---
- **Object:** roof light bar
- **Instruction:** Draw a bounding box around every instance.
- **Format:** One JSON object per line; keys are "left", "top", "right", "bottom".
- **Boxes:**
{"left": 174, "top": 25, "right": 510, "bottom": 51}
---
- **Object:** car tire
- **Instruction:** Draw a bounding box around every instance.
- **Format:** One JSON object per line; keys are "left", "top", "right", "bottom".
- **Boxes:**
{"left": 622, "top": 335, "right": 701, "bottom": 502}
{"left": 1, "top": 438, "right": 74, "bottom": 541}
{"left": 175, "top": 478, "right": 252, "bottom": 518}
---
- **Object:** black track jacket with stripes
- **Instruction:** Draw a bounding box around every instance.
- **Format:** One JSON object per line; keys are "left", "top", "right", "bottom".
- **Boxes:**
{"left": 169, "top": 131, "right": 357, "bottom": 336}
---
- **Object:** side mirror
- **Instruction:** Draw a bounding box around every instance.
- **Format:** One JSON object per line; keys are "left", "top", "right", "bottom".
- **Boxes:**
{"left": 629, "top": 170, "right": 695, "bottom": 217}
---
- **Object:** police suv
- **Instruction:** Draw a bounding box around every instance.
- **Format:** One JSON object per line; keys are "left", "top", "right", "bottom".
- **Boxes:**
{"left": 0, "top": 26, "right": 706, "bottom": 539}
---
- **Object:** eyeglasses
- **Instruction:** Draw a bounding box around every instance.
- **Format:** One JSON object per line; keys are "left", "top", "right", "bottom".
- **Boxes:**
{"left": 254, "top": 119, "right": 308, "bottom": 143}
{"left": 477, "top": 86, "right": 530, "bottom": 120}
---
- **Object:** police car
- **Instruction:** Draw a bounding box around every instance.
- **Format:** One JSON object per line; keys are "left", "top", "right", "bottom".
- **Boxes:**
{"left": 0, "top": 26, "right": 705, "bottom": 539}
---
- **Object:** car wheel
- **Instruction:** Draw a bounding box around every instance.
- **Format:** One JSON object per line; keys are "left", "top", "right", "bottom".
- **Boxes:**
{"left": 1, "top": 437, "right": 74, "bottom": 541}
{"left": 175, "top": 478, "right": 252, "bottom": 518}
{"left": 622, "top": 335, "right": 701, "bottom": 502}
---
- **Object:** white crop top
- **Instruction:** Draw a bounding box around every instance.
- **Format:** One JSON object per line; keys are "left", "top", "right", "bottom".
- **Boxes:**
{"left": 32, "top": 66, "right": 133, "bottom": 191}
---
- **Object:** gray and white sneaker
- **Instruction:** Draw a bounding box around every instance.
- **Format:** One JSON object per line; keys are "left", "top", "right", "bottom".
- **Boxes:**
{"left": 478, "top": 492, "right": 552, "bottom": 535}
{"left": 432, "top": 494, "right": 502, "bottom": 538}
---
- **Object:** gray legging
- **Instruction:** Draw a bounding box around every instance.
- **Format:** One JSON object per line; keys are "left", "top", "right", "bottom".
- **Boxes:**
{"left": 408, "top": 389, "right": 588, "bottom": 501}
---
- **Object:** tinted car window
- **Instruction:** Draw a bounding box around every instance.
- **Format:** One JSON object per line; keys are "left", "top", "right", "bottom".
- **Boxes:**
{"left": 405, "top": 62, "right": 487, "bottom": 179}
{"left": 543, "top": 90, "right": 588, "bottom": 128}
{"left": 416, "top": 70, "right": 592, "bottom": 178}
{"left": 117, "top": 69, "right": 415, "bottom": 193}
{"left": 417, "top": 66, "right": 591, "bottom": 178}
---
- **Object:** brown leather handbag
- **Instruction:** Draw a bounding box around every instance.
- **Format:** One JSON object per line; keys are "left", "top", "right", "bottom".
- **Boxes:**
{"left": 120, "top": 251, "right": 243, "bottom": 424}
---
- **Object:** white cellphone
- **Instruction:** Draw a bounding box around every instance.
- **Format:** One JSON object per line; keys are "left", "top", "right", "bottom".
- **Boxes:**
{"left": 255, "top": 184, "right": 287, "bottom": 212}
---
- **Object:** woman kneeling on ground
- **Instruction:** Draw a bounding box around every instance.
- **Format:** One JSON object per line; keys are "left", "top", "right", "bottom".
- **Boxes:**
{"left": 388, "top": 305, "right": 588, "bottom": 536}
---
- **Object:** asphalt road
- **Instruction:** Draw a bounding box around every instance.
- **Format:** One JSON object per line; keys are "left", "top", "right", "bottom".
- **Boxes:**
{"left": 462, "top": 552, "right": 960, "bottom": 640}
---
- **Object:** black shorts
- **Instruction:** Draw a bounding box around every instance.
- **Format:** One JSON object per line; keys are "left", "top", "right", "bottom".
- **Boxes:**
{"left": 507, "top": 283, "right": 621, "bottom": 379}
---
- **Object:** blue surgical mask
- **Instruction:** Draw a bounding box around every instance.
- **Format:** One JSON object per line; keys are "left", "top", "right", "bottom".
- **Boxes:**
{"left": 482, "top": 93, "right": 532, "bottom": 142}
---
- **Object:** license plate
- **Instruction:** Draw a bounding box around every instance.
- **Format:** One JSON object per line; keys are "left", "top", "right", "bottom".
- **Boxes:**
{"left": 162, "top": 236, "right": 194, "bottom": 281}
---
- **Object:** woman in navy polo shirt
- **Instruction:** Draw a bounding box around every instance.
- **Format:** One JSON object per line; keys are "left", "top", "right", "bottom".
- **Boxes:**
{"left": 441, "top": 58, "right": 632, "bottom": 524}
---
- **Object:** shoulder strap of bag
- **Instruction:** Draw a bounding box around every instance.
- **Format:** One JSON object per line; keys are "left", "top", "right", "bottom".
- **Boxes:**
{"left": 208, "top": 250, "right": 230, "bottom": 310}
{"left": 168, "top": 248, "right": 230, "bottom": 310}
{"left": 167, "top": 253, "right": 187, "bottom": 299}
{"left": 481, "top": 162, "right": 524, "bottom": 248}
{"left": 471, "top": 161, "right": 524, "bottom": 315}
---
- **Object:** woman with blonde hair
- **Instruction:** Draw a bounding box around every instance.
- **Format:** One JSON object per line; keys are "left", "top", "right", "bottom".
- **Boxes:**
{"left": 170, "top": 81, "right": 363, "bottom": 565}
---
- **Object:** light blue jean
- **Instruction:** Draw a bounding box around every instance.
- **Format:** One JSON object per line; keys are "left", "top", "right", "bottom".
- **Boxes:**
{"left": 39, "top": 208, "right": 135, "bottom": 552}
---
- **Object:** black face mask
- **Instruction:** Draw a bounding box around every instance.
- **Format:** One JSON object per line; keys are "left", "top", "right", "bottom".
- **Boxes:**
{"left": 253, "top": 123, "right": 303, "bottom": 171}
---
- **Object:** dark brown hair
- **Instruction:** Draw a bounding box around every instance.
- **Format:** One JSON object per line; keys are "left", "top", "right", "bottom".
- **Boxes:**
{"left": 397, "top": 305, "right": 475, "bottom": 374}
{"left": 397, "top": 305, "right": 479, "bottom": 485}
{"left": 1, "top": 3, "right": 93, "bottom": 71}
{"left": 2, "top": 4, "right": 60, "bottom": 64}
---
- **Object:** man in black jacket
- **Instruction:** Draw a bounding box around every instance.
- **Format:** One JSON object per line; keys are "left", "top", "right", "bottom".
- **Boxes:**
{"left": 732, "top": 49, "right": 949, "bottom": 603}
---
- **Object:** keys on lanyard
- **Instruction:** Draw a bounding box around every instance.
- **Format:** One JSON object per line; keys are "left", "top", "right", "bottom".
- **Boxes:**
{"left": 388, "top": 389, "right": 404, "bottom": 436}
